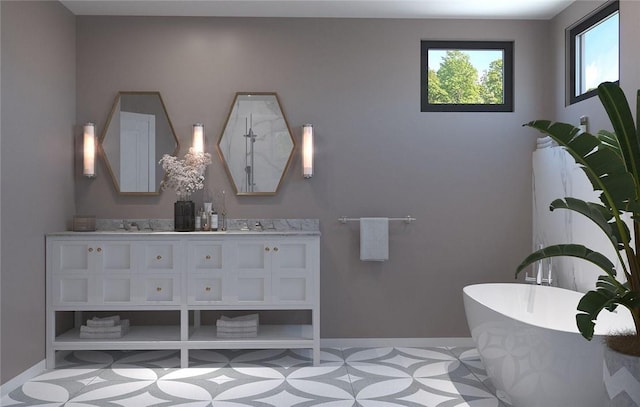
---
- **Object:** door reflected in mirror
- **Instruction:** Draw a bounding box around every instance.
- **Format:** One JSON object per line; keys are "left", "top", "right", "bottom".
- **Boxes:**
{"left": 100, "top": 91, "right": 179, "bottom": 195}
{"left": 217, "top": 93, "right": 295, "bottom": 196}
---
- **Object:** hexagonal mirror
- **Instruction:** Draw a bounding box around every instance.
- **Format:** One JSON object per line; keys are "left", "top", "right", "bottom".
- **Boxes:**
{"left": 217, "top": 93, "right": 295, "bottom": 196}
{"left": 100, "top": 91, "right": 179, "bottom": 195}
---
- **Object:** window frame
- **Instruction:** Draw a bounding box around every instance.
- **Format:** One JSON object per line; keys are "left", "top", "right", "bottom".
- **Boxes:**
{"left": 568, "top": 1, "right": 619, "bottom": 105}
{"left": 420, "top": 40, "right": 514, "bottom": 113}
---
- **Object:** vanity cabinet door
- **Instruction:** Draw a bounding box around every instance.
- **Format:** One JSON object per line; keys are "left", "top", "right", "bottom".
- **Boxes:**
{"left": 95, "top": 242, "right": 135, "bottom": 304}
{"left": 136, "top": 241, "right": 182, "bottom": 304}
{"left": 225, "top": 237, "right": 316, "bottom": 305}
{"left": 230, "top": 240, "right": 272, "bottom": 304}
{"left": 270, "top": 239, "right": 314, "bottom": 304}
{"left": 187, "top": 240, "right": 229, "bottom": 304}
{"left": 50, "top": 240, "right": 135, "bottom": 306}
{"left": 50, "top": 241, "right": 94, "bottom": 306}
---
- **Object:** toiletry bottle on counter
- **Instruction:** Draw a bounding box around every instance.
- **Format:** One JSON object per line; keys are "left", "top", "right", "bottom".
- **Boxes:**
{"left": 202, "top": 210, "right": 210, "bottom": 231}
{"left": 203, "top": 202, "right": 212, "bottom": 231}
{"left": 211, "top": 208, "right": 219, "bottom": 231}
{"left": 195, "top": 208, "right": 202, "bottom": 231}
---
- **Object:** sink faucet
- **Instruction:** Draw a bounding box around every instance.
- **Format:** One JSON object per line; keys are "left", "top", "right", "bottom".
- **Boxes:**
{"left": 254, "top": 221, "right": 263, "bottom": 231}
{"left": 526, "top": 257, "right": 553, "bottom": 285}
{"left": 123, "top": 220, "right": 139, "bottom": 231}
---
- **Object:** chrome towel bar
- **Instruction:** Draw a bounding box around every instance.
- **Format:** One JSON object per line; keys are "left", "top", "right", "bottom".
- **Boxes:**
{"left": 338, "top": 216, "right": 416, "bottom": 224}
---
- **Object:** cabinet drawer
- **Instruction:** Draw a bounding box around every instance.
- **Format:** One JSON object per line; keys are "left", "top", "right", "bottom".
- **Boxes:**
{"left": 141, "top": 242, "right": 180, "bottom": 272}
{"left": 188, "top": 274, "right": 225, "bottom": 304}
{"left": 137, "top": 274, "right": 181, "bottom": 304}
{"left": 188, "top": 242, "right": 224, "bottom": 272}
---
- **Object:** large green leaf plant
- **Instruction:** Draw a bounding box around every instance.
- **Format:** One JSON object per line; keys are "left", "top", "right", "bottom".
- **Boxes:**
{"left": 517, "top": 82, "right": 640, "bottom": 349}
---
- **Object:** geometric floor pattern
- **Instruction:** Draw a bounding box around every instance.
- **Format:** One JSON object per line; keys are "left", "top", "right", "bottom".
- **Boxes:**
{"left": 2, "top": 347, "right": 509, "bottom": 406}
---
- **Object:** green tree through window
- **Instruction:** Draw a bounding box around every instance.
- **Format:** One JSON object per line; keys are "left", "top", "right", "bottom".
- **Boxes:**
{"left": 421, "top": 41, "right": 513, "bottom": 112}
{"left": 480, "top": 59, "right": 504, "bottom": 104}
{"left": 427, "top": 69, "right": 448, "bottom": 104}
{"left": 428, "top": 50, "right": 502, "bottom": 105}
{"left": 434, "top": 50, "right": 482, "bottom": 104}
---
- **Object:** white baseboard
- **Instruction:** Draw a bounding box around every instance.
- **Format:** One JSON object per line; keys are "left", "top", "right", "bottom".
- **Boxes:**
{"left": 0, "top": 360, "right": 45, "bottom": 398}
{"left": 320, "top": 337, "right": 474, "bottom": 348}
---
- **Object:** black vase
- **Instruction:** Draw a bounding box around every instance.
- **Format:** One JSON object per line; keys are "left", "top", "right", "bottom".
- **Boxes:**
{"left": 174, "top": 200, "right": 195, "bottom": 232}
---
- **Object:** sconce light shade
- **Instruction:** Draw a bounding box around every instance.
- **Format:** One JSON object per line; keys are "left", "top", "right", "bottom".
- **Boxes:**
{"left": 302, "top": 124, "right": 314, "bottom": 178}
{"left": 192, "top": 123, "right": 205, "bottom": 154}
{"left": 83, "top": 123, "right": 96, "bottom": 178}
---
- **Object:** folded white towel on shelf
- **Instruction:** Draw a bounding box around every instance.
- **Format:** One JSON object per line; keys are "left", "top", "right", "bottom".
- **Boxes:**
{"left": 86, "top": 315, "right": 120, "bottom": 327}
{"left": 79, "top": 319, "right": 129, "bottom": 340}
{"left": 216, "top": 331, "right": 258, "bottom": 338}
{"left": 81, "top": 319, "right": 130, "bottom": 334}
{"left": 217, "top": 326, "right": 259, "bottom": 334}
{"left": 360, "top": 217, "right": 389, "bottom": 261}
{"left": 216, "top": 314, "right": 259, "bottom": 328}
{"left": 79, "top": 331, "right": 125, "bottom": 339}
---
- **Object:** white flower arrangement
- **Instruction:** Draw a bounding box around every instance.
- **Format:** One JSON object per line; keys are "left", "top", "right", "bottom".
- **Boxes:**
{"left": 159, "top": 148, "right": 212, "bottom": 200}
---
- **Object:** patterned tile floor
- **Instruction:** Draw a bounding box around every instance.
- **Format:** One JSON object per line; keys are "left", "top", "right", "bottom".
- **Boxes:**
{"left": 2, "top": 347, "right": 508, "bottom": 406}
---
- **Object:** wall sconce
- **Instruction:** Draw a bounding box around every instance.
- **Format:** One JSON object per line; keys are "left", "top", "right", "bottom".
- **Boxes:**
{"left": 302, "top": 124, "right": 314, "bottom": 178}
{"left": 192, "top": 123, "right": 205, "bottom": 154}
{"left": 83, "top": 122, "right": 96, "bottom": 178}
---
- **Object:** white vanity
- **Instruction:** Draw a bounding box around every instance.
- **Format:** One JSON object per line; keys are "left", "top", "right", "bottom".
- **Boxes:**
{"left": 46, "top": 228, "right": 320, "bottom": 368}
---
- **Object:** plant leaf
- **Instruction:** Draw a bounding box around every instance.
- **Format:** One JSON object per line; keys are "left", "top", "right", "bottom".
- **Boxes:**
{"left": 550, "top": 197, "right": 629, "bottom": 251}
{"left": 515, "top": 244, "right": 616, "bottom": 278}
{"left": 525, "top": 120, "right": 636, "bottom": 213}
{"left": 598, "top": 82, "right": 640, "bottom": 192}
{"left": 576, "top": 276, "right": 640, "bottom": 340}
{"left": 576, "top": 290, "right": 615, "bottom": 340}
{"left": 598, "top": 130, "right": 622, "bottom": 155}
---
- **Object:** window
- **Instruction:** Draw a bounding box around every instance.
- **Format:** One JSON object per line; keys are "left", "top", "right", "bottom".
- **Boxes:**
{"left": 421, "top": 40, "right": 514, "bottom": 112}
{"left": 569, "top": 1, "right": 619, "bottom": 105}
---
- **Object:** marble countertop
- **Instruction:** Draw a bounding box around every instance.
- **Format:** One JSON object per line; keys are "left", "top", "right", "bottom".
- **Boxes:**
{"left": 51, "top": 218, "right": 320, "bottom": 236}
{"left": 47, "top": 230, "right": 320, "bottom": 237}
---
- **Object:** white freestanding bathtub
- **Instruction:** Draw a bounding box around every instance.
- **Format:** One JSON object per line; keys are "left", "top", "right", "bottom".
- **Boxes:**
{"left": 463, "top": 283, "right": 635, "bottom": 407}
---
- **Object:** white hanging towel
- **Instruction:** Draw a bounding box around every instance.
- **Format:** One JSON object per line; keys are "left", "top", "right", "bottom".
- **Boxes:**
{"left": 360, "top": 217, "right": 389, "bottom": 261}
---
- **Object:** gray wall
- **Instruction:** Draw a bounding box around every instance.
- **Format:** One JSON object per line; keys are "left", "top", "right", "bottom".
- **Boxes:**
{"left": 619, "top": 1, "right": 640, "bottom": 111}
{"left": 545, "top": 1, "right": 640, "bottom": 292}
{"left": 75, "top": 16, "right": 550, "bottom": 338}
{"left": 0, "top": 1, "right": 76, "bottom": 384}
{"left": 12, "top": 2, "right": 629, "bottom": 383}
{"left": 551, "top": 1, "right": 610, "bottom": 132}
{"left": 551, "top": 1, "right": 639, "bottom": 136}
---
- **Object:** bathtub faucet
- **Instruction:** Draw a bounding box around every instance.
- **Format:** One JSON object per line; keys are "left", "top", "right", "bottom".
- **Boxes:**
{"left": 525, "top": 257, "right": 553, "bottom": 285}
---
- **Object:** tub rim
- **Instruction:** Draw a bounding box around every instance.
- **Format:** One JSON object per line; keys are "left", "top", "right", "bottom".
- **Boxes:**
{"left": 463, "top": 282, "right": 632, "bottom": 336}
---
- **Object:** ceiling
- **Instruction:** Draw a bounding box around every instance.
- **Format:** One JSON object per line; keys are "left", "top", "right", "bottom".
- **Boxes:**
{"left": 60, "top": 0, "right": 575, "bottom": 20}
